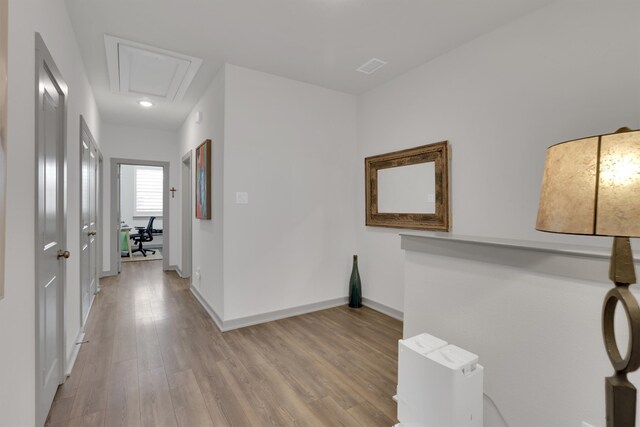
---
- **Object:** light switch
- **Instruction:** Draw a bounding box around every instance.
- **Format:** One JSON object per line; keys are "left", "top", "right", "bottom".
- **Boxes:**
{"left": 236, "top": 192, "right": 249, "bottom": 204}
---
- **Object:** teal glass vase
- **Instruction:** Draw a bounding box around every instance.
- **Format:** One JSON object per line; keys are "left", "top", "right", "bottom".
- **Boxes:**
{"left": 348, "top": 255, "right": 362, "bottom": 308}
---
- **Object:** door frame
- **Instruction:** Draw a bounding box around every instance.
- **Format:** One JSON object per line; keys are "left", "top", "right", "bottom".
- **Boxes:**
{"left": 97, "top": 152, "right": 104, "bottom": 281}
{"left": 34, "top": 32, "right": 68, "bottom": 426}
{"left": 110, "top": 158, "right": 170, "bottom": 273}
{"left": 79, "top": 115, "right": 100, "bottom": 326}
{"left": 180, "top": 150, "right": 192, "bottom": 279}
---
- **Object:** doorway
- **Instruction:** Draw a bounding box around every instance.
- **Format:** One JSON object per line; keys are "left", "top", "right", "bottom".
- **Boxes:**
{"left": 110, "top": 158, "right": 170, "bottom": 273}
{"left": 35, "top": 33, "right": 68, "bottom": 426}
{"left": 181, "top": 151, "right": 192, "bottom": 278}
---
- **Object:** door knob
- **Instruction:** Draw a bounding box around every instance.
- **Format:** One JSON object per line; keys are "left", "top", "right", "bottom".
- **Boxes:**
{"left": 57, "top": 250, "right": 70, "bottom": 259}
{"left": 88, "top": 231, "right": 97, "bottom": 236}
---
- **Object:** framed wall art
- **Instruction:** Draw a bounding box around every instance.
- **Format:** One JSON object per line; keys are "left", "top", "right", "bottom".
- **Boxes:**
{"left": 0, "top": 0, "right": 8, "bottom": 299}
{"left": 195, "top": 139, "right": 211, "bottom": 219}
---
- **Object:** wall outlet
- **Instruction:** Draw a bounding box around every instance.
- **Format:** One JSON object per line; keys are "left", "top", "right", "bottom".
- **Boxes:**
{"left": 195, "top": 267, "right": 201, "bottom": 288}
{"left": 236, "top": 192, "right": 249, "bottom": 204}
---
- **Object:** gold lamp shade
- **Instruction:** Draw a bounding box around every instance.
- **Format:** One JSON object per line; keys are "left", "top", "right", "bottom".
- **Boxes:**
{"left": 537, "top": 129, "right": 640, "bottom": 237}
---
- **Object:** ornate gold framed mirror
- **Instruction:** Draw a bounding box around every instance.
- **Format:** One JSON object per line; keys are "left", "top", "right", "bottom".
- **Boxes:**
{"left": 365, "top": 141, "right": 450, "bottom": 231}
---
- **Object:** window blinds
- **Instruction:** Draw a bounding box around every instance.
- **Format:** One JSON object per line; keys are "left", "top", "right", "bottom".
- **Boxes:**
{"left": 135, "top": 167, "right": 163, "bottom": 215}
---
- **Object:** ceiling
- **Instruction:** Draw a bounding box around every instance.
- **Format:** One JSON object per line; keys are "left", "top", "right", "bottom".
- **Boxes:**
{"left": 64, "top": 0, "right": 556, "bottom": 131}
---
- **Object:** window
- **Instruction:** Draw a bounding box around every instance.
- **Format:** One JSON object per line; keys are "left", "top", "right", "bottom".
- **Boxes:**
{"left": 134, "top": 166, "right": 163, "bottom": 216}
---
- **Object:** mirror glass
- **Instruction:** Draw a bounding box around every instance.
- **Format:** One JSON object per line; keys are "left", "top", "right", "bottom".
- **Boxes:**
{"left": 377, "top": 162, "right": 435, "bottom": 213}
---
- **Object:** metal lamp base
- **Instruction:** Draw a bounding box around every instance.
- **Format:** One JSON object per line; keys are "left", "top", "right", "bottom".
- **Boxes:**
{"left": 606, "top": 374, "right": 636, "bottom": 427}
{"left": 603, "top": 237, "right": 640, "bottom": 427}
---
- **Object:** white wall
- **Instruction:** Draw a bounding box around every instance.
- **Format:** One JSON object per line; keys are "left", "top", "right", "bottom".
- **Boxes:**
{"left": 356, "top": 0, "right": 640, "bottom": 314}
{"left": 179, "top": 66, "right": 226, "bottom": 317}
{"left": 100, "top": 123, "right": 178, "bottom": 272}
{"left": 402, "top": 236, "right": 640, "bottom": 426}
{"left": 0, "top": 0, "right": 101, "bottom": 424}
{"left": 357, "top": 0, "right": 640, "bottom": 425}
{"left": 179, "top": 64, "right": 358, "bottom": 323}
{"left": 223, "top": 64, "right": 358, "bottom": 321}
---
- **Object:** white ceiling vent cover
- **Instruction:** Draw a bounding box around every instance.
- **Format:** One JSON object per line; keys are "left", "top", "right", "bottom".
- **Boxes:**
{"left": 356, "top": 58, "right": 387, "bottom": 75}
{"left": 104, "top": 35, "right": 203, "bottom": 102}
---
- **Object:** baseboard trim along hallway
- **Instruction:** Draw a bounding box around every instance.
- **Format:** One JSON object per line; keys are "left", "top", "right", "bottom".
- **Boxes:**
{"left": 190, "top": 285, "right": 349, "bottom": 332}
{"left": 191, "top": 284, "right": 405, "bottom": 332}
{"left": 65, "top": 330, "right": 85, "bottom": 378}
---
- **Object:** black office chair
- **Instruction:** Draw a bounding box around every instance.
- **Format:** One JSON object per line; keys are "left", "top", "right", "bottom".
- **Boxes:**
{"left": 130, "top": 216, "right": 156, "bottom": 257}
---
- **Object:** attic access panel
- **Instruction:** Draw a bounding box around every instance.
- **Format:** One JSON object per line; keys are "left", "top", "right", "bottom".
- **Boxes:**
{"left": 105, "top": 35, "right": 202, "bottom": 102}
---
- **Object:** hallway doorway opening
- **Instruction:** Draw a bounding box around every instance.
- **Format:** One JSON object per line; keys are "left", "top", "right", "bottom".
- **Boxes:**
{"left": 110, "top": 158, "right": 170, "bottom": 273}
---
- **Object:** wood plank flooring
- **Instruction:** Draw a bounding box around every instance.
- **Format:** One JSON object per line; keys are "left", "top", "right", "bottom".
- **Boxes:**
{"left": 46, "top": 260, "right": 402, "bottom": 427}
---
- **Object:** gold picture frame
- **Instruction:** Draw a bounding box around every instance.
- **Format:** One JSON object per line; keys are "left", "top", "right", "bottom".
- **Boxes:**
{"left": 365, "top": 141, "right": 450, "bottom": 231}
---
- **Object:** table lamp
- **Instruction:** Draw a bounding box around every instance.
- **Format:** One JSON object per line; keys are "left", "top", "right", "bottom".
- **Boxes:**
{"left": 537, "top": 127, "right": 640, "bottom": 427}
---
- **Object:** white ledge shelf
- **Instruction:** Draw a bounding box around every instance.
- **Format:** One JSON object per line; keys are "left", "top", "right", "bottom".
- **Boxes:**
{"left": 400, "top": 233, "right": 640, "bottom": 262}
{"left": 399, "top": 233, "right": 640, "bottom": 285}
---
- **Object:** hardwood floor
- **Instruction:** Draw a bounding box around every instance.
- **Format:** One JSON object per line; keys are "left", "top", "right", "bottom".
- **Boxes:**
{"left": 46, "top": 261, "right": 402, "bottom": 427}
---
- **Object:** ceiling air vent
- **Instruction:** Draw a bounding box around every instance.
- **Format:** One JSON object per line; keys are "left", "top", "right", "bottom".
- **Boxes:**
{"left": 356, "top": 58, "right": 387, "bottom": 75}
{"left": 104, "top": 35, "right": 203, "bottom": 103}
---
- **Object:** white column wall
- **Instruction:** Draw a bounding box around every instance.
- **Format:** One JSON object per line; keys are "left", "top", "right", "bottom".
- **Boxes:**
{"left": 178, "top": 66, "right": 226, "bottom": 318}
{"left": 222, "top": 64, "right": 358, "bottom": 321}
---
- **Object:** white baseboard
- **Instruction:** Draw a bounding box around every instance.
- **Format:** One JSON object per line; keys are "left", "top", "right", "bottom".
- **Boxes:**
{"left": 169, "top": 265, "right": 190, "bottom": 279}
{"left": 362, "top": 297, "right": 404, "bottom": 321}
{"left": 190, "top": 287, "right": 348, "bottom": 332}
{"left": 190, "top": 286, "right": 224, "bottom": 330}
{"left": 222, "top": 297, "right": 349, "bottom": 331}
{"left": 174, "top": 266, "right": 183, "bottom": 277}
{"left": 100, "top": 269, "right": 117, "bottom": 278}
{"left": 189, "top": 288, "right": 404, "bottom": 332}
{"left": 65, "top": 330, "right": 84, "bottom": 377}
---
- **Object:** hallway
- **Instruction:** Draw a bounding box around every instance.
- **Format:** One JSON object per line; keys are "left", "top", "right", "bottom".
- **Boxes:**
{"left": 46, "top": 261, "right": 402, "bottom": 427}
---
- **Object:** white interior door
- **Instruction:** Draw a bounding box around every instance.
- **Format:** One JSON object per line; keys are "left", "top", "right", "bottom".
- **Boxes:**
{"left": 80, "top": 122, "right": 98, "bottom": 325}
{"left": 89, "top": 145, "right": 97, "bottom": 296}
{"left": 36, "top": 34, "right": 67, "bottom": 425}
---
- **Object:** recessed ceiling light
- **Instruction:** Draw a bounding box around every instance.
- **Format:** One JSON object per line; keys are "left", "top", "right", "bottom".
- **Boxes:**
{"left": 356, "top": 58, "right": 387, "bottom": 75}
{"left": 138, "top": 100, "right": 153, "bottom": 108}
